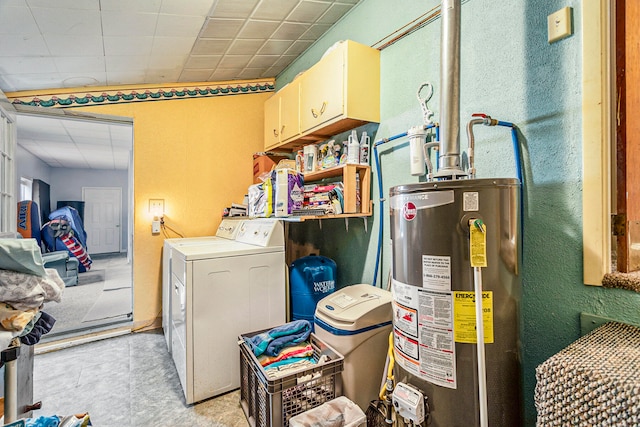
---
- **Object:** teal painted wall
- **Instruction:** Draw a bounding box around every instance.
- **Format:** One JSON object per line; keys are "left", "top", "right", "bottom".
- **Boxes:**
{"left": 281, "top": 0, "right": 640, "bottom": 425}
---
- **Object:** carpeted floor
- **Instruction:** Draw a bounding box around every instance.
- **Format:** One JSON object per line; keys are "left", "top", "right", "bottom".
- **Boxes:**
{"left": 43, "top": 252, "right": 132, "bottom": 340}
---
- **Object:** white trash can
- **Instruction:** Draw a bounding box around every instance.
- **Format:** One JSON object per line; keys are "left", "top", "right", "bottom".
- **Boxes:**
{"left": 314, "top": 283, "right": 393, "bottom": 411}
{"left": 289, "top": 396, "right": 366, "bottom": 427}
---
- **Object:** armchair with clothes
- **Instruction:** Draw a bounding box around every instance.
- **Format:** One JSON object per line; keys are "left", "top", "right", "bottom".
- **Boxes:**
{"left": 17, "top": 201, "right": 92, "bottom": 287}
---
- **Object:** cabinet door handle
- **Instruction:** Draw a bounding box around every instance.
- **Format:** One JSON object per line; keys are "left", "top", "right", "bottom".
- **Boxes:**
{"left": 273, "top": 128, "right": 279, "bottom": 137}
{"left": 311, "top": 102, "right": 327, "bottom": 118}
{"left": 281, "top": 125, "right": 285, "bottom": 135}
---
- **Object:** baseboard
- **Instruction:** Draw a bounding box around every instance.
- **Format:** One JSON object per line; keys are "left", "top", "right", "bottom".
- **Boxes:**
{"left": 35, "top": 325, "right": 131, "bottom": 354}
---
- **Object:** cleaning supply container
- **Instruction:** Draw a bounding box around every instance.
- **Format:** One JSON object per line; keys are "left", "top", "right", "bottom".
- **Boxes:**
{"left": 314, "top": 283, "right": 393, "bottom": 411}
{"left": 289, "top": 255, "right": 337, "bottom": 324}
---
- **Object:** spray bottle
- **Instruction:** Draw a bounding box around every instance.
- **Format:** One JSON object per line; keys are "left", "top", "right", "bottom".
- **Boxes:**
{"left": 359, "top": 131, "right": 370, "bottom": 165}
{"left": 347, "top": 130, "right": 360, "bottom": 164}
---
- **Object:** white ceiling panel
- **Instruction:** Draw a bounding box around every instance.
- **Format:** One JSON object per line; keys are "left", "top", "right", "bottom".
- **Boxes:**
{"left": 31, "top": 7, "right": 102, "bottom": 35}
{"left": 5, "top": 1, "right": 362, "bottom": 171}
{"left": 0, "top": 5, "right": 39, "bottom": 35}
{"left": 104, "top": 36, "right": 154, "bottom": 56}
{"left": 211, "top": 0, "right": 260, "bottom": 19}
{"left": 45, "top": 35, "right": 104, "bottom": 56}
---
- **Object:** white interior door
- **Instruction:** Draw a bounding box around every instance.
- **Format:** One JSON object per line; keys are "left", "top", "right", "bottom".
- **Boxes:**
{"left": 83, "top": 187, "right": 121, "bottom": 254}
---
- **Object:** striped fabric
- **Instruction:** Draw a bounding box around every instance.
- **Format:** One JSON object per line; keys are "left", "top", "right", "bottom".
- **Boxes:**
{"left": 60, "top": 234, "right": 92, "bottom": 270}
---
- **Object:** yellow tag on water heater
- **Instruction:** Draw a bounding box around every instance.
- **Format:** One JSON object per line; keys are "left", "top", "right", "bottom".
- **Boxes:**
{"left": 470, "top": 220, "right": 487, "bottom": 267}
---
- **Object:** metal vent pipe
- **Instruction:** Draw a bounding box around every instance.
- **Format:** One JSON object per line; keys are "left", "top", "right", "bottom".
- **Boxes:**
{"left": 435, "top": 0, "right": 466, "bottom": 178}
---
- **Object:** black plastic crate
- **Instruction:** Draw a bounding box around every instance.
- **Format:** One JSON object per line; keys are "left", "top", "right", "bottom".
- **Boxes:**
{"left": 239, "top": 330, "right": 344, "bottom": 427}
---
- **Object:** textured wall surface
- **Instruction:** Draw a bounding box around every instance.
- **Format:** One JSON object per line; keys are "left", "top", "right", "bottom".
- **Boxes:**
{"left": 280, "top": 0, "right": 640, "bottom": 425}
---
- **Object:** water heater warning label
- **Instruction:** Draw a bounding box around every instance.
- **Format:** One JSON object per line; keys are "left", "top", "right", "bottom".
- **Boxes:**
{"left": 453, "top": 291, "right": 494, "bottom": 343}
{"left": 392, "top": 279, "right": 457, "bottom": 389}
{"left": 422, "top": 255, "right": 451, "bottom": 292}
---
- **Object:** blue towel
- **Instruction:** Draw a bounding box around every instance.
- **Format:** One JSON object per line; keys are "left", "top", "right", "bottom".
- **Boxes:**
{"left": 246, "top": 319, "right": 312, "bottom": 357}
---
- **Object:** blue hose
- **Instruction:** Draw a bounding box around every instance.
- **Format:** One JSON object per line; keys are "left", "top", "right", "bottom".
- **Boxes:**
{"left": 495, "top": 121, "right": 522, "bottom": 184}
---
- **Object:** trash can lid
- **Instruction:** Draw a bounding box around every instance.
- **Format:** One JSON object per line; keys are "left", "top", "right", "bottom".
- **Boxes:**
{"left": 314, "top": 283, "right": 392, "bottom": 332}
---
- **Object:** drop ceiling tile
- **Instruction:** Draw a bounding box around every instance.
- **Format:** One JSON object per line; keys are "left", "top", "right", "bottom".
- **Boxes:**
{"left": 0, "top": 34, "right": 48, "bottom": 56}
{"left": 161, "top": 0, "right": 214, "bottom": 16}
{"left": 273, "top": 55, "right": 298, "bottom": 68}
{"left": 287, "top": 1, "right": 331, "bottom": 23}
{"left": 184, "top": 55, "right": 221, "bottom": 69}
{"left": 248, "top": 55, "right": 279, "bottom": 68}
{"left": 106, "top": 71, "right": 148, "bottom": 86}
{"left": 200, "top": 18, "right": 245, "bottom": 38}
{"left": 271, "top": 22, "right": 310, "bottom": 40}
{"left": 60, "top": 73, "right": 107, "bottom": 87}
{"left": 238, "top": 20, "right": 280, "bottom": 39}
{"left": 258, "top": 40, "right": 293, "bottom": 55}
{"left": 218, "top": 54, "right": 251, "bottom": 68}
{"left": 211, "top": 0, "right": 259, "bottom": 19}
{"left": 106, "top": 56, "right": 150, "bottom": 72}
{"left": 0, "top": 73, "right": 65, "bottom": 90}
{"left": 151, "top": 36, "right": 197, "bottom": 55}
{"left": 252, "top": 0, "right": 299, "bottom": 21}
{"left": 179, "top": 69, "right": 214, "bottom": 82}
{"left": 53, "top": 57, "right": 106, "bottom": 73}
{"left": 27, "top": 0, "right": 98, "bottom": 9}
{"left": 0, "top": 5, "right": 39, "bottom": 35}
{"left": 45, "top": 35, "right": 103, "bottom": 56}
{"left": 100, "top": 0, "right": 161, "bottom": 12}
{"left": 31, "top": 7, "right": 102, "bottom": 35}
{"left": 228, "top": 39, "right": 265, "bottom": 55}
{"left": 192, "top": 39, "right": 232, "bottom": 55}
{"left": 104, "top": 36, "right": 154, "bottom": 56}
{"left": 284, "top": 39, "right": 313, "bottom": 55}
{"left": 155, "top": 14, "right": 206, "bottom": 37}
{"left": 263, "top": 64, "right": 287, "bottom": 77}
{"left": 101, "top": 11, "right": 158, "bottom": 37}
{"left": 317, "top": 3, "right": 354, "bottom": 24}
{"left": 146, "top": 70, "right": 182, "bottom": 83}
{"left": 209, "top": 69, "right": 239, "bottom": 81}
{"left": 338, "top": 0, "right": 359, "bottom": 4}
{"left": 301, "top": 23, "right": 332, "bottom": 39}
{"left": 148, "top": 54, "right": 187, "bottom": 68}
{"left": 237, "top": 68, "right": 265, "bottom": 79}
{"left": 0, "top": 57, "right": 56, "bottom": 74}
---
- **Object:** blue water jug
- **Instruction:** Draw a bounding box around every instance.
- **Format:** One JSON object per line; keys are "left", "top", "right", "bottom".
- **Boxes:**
{"left": 289, "top": 255, "right": 337, "bottom": 325}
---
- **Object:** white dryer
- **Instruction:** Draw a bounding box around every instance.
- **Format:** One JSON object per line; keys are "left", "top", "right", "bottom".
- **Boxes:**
{"left": 162, "top": 218, "right": 244, "bottom": 353}
{"left": 168, "top": 219, "right": 286, "bottom": 404}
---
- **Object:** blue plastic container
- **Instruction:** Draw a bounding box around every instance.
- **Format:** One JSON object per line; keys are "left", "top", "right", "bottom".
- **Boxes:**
{"left": 289, "top": 255, "right": 337, "bottom": 325}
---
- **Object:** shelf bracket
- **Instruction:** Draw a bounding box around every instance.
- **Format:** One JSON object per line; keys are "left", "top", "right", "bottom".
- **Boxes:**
{"left": 363, "top": 217, "right": 367, "bottom": 233}
{"left": 345, "top": 218, "right": 349, "bottom": 232}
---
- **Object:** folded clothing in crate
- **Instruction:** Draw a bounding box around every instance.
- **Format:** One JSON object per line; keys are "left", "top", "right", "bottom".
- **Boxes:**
{"left": 239, "top": 328, "right": 344, "bottom": 427}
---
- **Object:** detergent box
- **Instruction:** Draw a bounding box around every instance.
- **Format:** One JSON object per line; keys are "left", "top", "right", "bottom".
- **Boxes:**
{"left": 274, "top": 168, "right": 304, "bottom": 217}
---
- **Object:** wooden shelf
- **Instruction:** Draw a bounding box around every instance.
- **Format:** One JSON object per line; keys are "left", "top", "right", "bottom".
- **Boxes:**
{"left": 302, "top": 163, "right": 370, "bottom": 216}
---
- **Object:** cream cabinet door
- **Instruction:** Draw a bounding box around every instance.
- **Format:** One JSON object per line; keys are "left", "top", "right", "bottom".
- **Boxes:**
{"left": 264, "top": 93, "right": 280, "bottom": 150}
{"left": 300, "top": 45, "right": 345, "bottom": 133}
{"left": 279, "top": 82, "right": 300, "bottom": 142}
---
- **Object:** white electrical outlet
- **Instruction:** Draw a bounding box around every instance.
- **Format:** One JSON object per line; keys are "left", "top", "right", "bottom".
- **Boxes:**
{"left": 149, "top": 199, "right": 164, "bottom": 215}
{"left": 152, "top": 219, "right": 161, "bottom": 234}
{"left": 548, "top": 7, "right": 572, "bottom": 44}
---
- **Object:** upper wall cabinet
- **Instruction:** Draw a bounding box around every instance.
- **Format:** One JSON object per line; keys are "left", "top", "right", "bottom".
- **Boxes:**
{"left": 264, "top": 81, "right": 300, "bottom": 150}
{"left": 264, "top": 40, "right": 380, "bottom": 151}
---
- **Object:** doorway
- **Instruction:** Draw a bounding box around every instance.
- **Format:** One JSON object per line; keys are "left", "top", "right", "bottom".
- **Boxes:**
{"left": 13, "top": 106, "right": 134, "bottom": 342}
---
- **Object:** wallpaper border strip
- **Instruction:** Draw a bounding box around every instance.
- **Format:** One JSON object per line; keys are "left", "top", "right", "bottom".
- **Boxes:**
{"left": 9, "top": 81, "right": 275, "bottom": 108}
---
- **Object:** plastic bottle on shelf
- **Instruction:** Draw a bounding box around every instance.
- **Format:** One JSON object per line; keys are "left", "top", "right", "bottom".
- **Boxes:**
{"left": 347, "top": 130, "right": 360, "bottom": 164}
{"left": 360, "top": 131, "right": 370, "bottom": 165}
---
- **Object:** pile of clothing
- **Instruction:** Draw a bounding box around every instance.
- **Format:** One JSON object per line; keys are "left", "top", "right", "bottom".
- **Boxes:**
{"left": 0, "top": 238, "right": 64, "bottom": 346}
{"left": 24, "top": 413, "right": 91, "bottom": 427}
{"left": 244, "top": 320, "right": 327, "bottom": 380}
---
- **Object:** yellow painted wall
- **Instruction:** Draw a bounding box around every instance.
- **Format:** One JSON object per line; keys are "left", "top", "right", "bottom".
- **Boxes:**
{"left": 21, "top": 89, "right": 270, "bottom": 328}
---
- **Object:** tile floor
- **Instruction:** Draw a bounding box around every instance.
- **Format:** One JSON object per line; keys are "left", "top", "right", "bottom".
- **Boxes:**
{"left": 33, "top": 330, "right": 249, "bottom": 427}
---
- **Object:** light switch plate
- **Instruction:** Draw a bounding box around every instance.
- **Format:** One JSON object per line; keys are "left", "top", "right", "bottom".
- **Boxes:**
{"left": 548, "top": 7, "right": 572, "bottom": 43}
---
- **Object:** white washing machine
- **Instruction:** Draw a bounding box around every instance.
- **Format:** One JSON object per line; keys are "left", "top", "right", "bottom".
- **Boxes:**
{"left": 168, "top": 219, "right": 286, "bottom": 404}
{"left": 162, "top": 218, "right": 244, "bottom": 353}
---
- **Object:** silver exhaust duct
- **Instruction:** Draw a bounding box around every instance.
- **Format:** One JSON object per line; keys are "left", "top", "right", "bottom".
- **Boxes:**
{"left": 434, "top": 0, "right": 466, "bottom": 179}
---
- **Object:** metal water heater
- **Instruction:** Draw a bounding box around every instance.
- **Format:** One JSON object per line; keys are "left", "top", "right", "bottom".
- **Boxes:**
{"left": 389, "top": 178, "right": 522, "bottom": 426}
